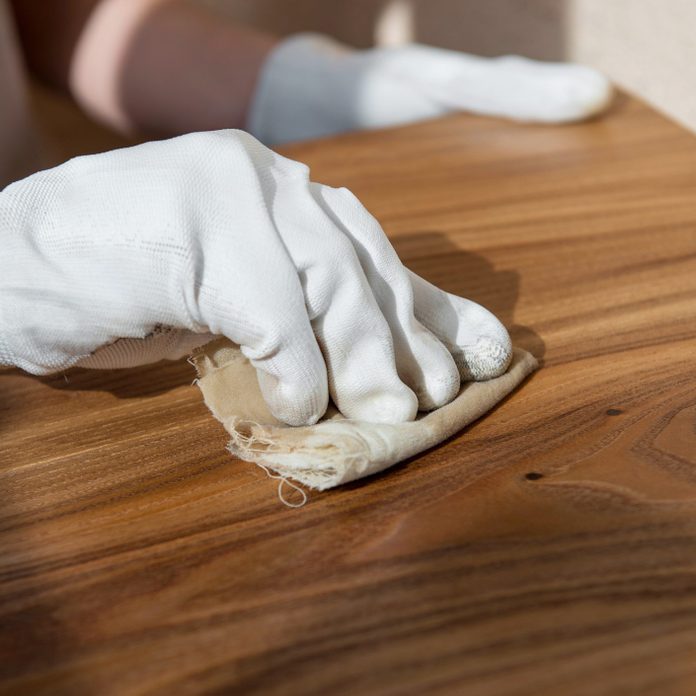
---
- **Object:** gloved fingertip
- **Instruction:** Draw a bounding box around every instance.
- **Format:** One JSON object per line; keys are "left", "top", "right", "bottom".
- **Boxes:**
{"left": 414, "top": 369, "right": 461, "bottom": 411}
{"left": 345, "top": 387, "right": 419, "bottom": 424}
{"left": 566, "top": 66, "right": 614, "bottom": 119}
{"left": 258, "top": 371, "right": 329, "bottom": 427}
{"left": 455, "top": 335, "right": 513, "bottom": 382}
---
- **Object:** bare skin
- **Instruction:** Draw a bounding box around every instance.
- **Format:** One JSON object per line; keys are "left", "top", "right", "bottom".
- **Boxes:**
{"left": 8, "top": 0, "right": 277, "bottom": 137}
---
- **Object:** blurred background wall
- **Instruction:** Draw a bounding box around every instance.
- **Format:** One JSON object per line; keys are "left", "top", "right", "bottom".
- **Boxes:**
{"left": 198, "top": 0, "right": 696, "bottom": 134}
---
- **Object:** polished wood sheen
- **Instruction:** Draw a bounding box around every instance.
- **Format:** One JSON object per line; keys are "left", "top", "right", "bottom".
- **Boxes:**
{"left": 2, "top": 95, "right": 696, "bottom": 695}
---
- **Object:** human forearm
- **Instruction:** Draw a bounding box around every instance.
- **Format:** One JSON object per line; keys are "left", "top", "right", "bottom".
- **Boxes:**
{"left": 10, "top": 0, "right": 277, "bottom": 135}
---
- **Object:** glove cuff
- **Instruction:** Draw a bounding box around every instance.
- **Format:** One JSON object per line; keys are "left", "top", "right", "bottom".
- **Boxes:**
{"left": 246, "top": 33, "right": 360, "bottom": 145}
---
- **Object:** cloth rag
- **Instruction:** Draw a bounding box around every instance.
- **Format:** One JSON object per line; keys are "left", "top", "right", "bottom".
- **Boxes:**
{"left": 192, "top": 338, "right": 538, "bottom": 491}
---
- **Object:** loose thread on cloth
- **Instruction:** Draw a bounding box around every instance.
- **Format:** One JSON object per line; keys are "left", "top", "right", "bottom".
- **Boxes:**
{"left": 186, "top": 355, "right": 200, "bottom": 386}
{"left": 255, "top": 462, "right": 308, "bottom": 508}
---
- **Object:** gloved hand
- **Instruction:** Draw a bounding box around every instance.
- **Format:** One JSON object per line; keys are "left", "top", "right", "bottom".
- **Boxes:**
{"left": 0, "top": 130, "right": 511, "bottom": 425}
{"left": 248, "top": 34, "right": 613, "bottom": 144}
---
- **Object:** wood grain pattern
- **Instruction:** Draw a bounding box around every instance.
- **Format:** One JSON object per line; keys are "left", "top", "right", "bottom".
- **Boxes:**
{"left": 2, "top": 95, "right": 696, "bottom": 695}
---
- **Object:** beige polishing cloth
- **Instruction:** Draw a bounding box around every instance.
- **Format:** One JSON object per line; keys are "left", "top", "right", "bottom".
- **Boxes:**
{"left": 191, "top": 338, "right": 538, "bottom": 493}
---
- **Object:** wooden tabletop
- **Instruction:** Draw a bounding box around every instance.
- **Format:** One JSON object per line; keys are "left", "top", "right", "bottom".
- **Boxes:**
{"left": 2, "top": 96, "right": 696, "bottom": 695}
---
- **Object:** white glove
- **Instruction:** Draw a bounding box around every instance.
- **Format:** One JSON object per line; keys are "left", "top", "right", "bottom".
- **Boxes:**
{"left": 0, "top": 130, "right": 511, "bottom": 425}
{"left": 248, "top": 34, "right": 613, "bottom": 144}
